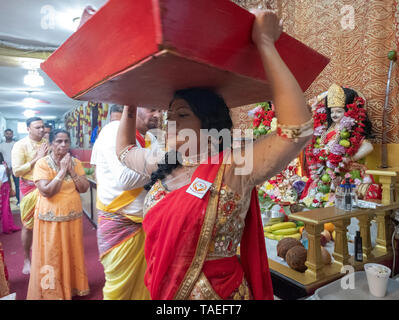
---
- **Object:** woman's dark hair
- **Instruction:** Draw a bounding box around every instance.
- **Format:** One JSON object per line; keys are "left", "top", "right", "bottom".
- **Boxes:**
{"left": 49, "top": 129, "right": 71, "bottom": 143}
{"left": 144, "top": 88, "right": 233, "bottom": 191}
{"left": 0, "top": 152, "right": 4, "bottom": 163}
{"left": 325, "top": 87, "right": 373, "bottom": 139}
{"left": 174, "top": 88, "right": 233, "bottom": 138}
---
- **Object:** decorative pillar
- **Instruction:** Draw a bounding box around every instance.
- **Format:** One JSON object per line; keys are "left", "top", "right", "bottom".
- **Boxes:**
{"left": 332, "top": 218, "right": 351, "bottom": 266}
{"left": 375, "top": 210, "right": 394, "bottom": 254}
{"left": 304, "top": 223, "right": 324, "bottom": 279}
{"left": 357, "top": 214, "right": 374, "bottom": 259}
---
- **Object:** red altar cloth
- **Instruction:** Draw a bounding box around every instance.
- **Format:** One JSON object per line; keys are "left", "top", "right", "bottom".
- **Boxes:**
{"left": 42, "top": 0, "right": 329, "bottom": 108}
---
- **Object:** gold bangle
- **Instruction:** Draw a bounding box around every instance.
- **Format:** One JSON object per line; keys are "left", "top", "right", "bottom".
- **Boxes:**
{"left": 276, "top": 118, "right": 314, "bottom": 143}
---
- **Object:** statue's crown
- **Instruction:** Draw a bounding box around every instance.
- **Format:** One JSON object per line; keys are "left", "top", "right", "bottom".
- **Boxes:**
{"left": 327, "top": 83, "right": 345, "bottom": 108}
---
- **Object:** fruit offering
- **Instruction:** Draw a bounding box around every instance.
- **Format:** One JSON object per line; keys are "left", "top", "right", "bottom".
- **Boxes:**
{"left": 321, "top": 247, "right": 332, "bottom": 265}
{"left": 84, "top": 167, "right": 94, "bottom": 175}
{"left": 264, "top": 221, "right": 301, "bottom": 241}
{"left": 286, "top": 246, "right": 307, "bottom": 272}
{"left": 277, "top": 238, "right": 303, "bottom": 259}
{"left": 324, "top": 223, "right": 335, "bottom": 233}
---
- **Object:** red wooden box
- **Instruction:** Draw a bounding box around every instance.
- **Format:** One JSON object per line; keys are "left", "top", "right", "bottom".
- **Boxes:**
{"left": 42, "top": 0, "right": 329, "bottom": 108}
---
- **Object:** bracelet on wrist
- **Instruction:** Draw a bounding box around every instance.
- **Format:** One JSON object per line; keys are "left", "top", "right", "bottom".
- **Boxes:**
{"left": 276, "top": 118, "right": 314, "bottom": 143}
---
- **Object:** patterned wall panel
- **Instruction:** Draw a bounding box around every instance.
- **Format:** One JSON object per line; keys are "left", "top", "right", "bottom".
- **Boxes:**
{"left": 230, "top": 0, "right": 399, "bottom": 143}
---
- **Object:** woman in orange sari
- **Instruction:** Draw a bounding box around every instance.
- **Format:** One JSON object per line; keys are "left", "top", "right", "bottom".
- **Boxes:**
{"left": 27, "top": 129, "right": 90, "bottom": 299}
{"left": 116, "top": 11, "right": 314, "bottom": 300}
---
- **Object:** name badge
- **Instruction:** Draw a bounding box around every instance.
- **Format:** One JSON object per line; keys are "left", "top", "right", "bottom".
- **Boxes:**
{"left": 186, "top": 178, "right": 213, "bottom": 199}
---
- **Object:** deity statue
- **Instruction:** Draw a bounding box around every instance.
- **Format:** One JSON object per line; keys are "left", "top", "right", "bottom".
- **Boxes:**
{"left": 300, "top": 84, "right": 381, "bottom": 208}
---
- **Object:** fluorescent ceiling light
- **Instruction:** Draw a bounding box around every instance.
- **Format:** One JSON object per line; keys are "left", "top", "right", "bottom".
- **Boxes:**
{"left": 41, "top": 116, "right": 57, "bottom": 120}
{"left": 20, "top": 58, "right": 43, "bottom": 70}
{"left": 24, "top": 70, "right": 44, "bottom": 87}
{"left": 23, "top": 97, "right": 37, "bottom": 108}
{"left": 23, "top": 110, "right": 37, "bottom": 118}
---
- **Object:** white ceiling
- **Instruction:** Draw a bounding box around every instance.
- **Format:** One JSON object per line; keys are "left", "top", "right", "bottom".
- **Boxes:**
{"left": 0, "top": 0, "right": 108, "bottom": 120}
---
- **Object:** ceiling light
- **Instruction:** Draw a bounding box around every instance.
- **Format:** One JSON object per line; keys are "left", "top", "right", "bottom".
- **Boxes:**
{"left": 41, "top": 116, "right": 57, "bottom": 120}
{"left": 23, "top": 97, "right": 37, "bottom": 108}
{"left": 23, "top": 110, "right": 37, "bottom": 118}
{"left": 20, "top": 58, "right": 43, "bottom": 70}
{"left": 24, "top": 70, "right": 44, "bottom": 87}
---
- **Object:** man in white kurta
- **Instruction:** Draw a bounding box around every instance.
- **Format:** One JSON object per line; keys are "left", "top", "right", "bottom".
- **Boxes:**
{"left": 90, "top": 106, "right": 161, "bottom": 300}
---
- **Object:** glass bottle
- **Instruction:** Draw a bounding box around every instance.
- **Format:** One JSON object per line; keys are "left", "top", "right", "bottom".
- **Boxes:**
{"left": 335, "top": 184, "right": 344, "bottom": 210}
{"left": 344, "top": 178, "right": 353, "bottom": 211}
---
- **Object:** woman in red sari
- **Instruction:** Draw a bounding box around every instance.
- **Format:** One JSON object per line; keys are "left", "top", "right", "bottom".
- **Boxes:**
{"left": 116, "top": 11, "right": 313, "bottom": 300}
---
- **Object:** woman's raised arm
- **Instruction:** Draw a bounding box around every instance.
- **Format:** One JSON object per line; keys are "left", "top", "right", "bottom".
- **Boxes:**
{"left": 116, "top": 105, "right": 161, "bottom": 177}
{"left": 230, "top": 11, "right": 313, "bottom": 190}
{"left": 116, "top": 105, "right": 138, "bottom": 157}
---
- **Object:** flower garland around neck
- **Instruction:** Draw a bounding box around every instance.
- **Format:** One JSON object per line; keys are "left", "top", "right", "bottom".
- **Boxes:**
{"left": 304, "top": 96, "right": 367, "bottom": 205}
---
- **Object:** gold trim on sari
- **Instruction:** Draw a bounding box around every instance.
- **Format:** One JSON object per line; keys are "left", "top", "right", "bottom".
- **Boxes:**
{"left": 38, "top": 210, "right": 83, "bottom": 222}
{"left": 189, "top": 272, "right": 221, "bottom": 300}
{"left": 174, "top": 164, "right": 226, "bottom": 300}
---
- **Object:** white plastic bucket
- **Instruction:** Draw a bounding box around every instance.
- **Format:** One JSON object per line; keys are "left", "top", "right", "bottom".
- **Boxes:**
{"left": 364, "top": 263, "right": 391, "bottom": 298}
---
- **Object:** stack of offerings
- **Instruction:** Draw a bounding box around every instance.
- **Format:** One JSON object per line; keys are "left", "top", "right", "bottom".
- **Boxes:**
{"left": 41, "top": 0, "right": 329, "bottom": 109}
{"left": 264, "top": 221, "right": 303, "bottom": 241}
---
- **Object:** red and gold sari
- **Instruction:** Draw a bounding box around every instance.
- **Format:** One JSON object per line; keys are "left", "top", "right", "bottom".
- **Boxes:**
{"left": 142, "top": 153, "right": 274, "bottom": 300}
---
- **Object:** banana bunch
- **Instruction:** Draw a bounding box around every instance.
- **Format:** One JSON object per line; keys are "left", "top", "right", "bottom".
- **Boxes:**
{"left": 264, "top": 217, "right": 285, "bottom": 227}
{"left": 264, "top": 222, "right": 301, "bottom": 241}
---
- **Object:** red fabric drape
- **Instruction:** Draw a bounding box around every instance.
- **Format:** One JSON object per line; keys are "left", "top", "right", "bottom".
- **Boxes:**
{"left": 143, "top": 157, "right": 221, "bottom": 299}
{"left": 143, "top": 152, "right": 273, "bottom": 300}
{"left": 240, "top": 188, "right": 274, "bottom": 299}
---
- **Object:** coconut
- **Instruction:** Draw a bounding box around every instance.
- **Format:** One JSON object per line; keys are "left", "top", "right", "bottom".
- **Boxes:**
{"left": 277, "top": 238, "right": 303, "bottom": 260}
{"left": 321, "top": 247, "right": 332, "bottom": 265}
{"left": 286, "top": 246, "right": 307, "bottom": 272}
